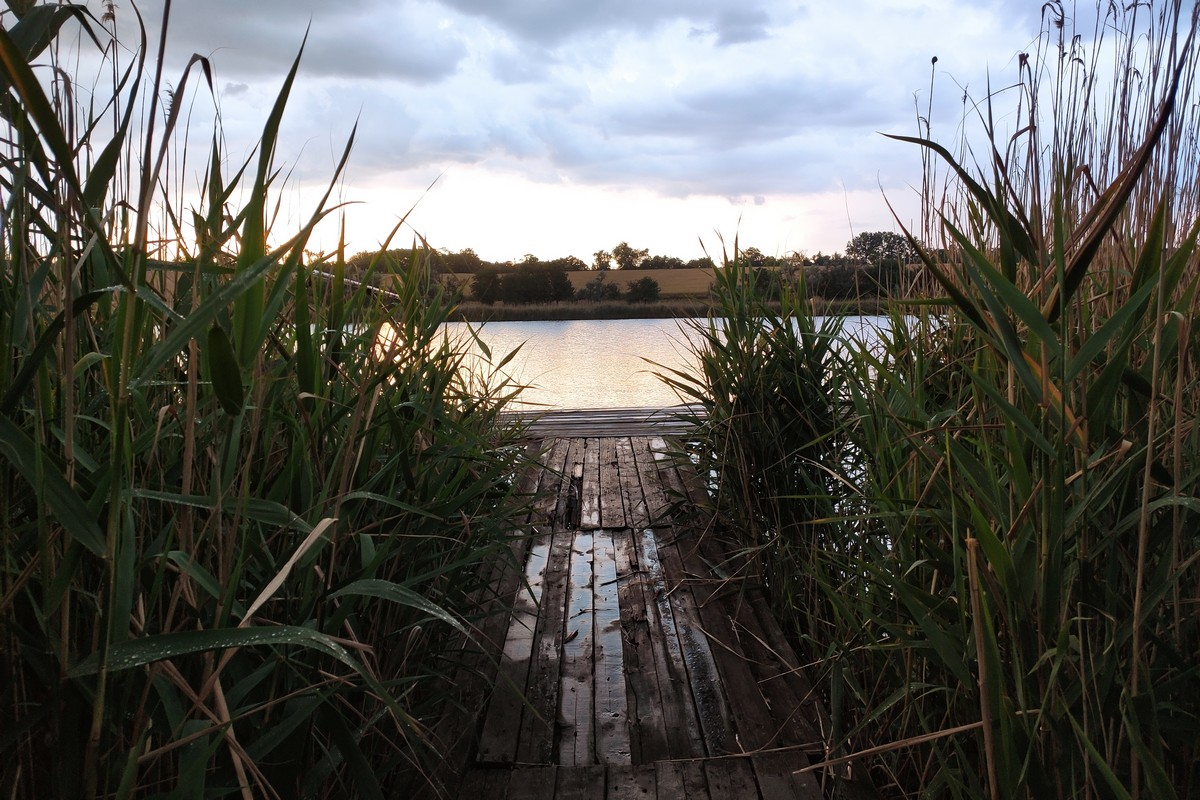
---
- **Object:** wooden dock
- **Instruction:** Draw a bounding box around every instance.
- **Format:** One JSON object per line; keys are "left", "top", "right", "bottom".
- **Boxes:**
{"left": 499, "top": 405, "right": 706, "bottom": 438}
{"left": 430, "top": 429, "right": 860, "bottom": 800}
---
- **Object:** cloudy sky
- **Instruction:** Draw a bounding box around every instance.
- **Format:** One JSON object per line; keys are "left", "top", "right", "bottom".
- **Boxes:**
{"left": 109, "top": 0, "right": 1045, "bottom": 263}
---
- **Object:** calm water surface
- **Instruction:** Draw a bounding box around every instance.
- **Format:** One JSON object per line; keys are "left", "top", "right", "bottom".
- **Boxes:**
{"left": 442, "top": 316, "right": 889, "bottom": 410}
{"left": 443, "top": 318, "right": 701, "bottom": 409}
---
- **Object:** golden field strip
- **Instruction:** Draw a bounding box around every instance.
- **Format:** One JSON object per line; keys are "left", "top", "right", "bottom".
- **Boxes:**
{"left": 442, "top": 267, "right": 718, "bottom": 298}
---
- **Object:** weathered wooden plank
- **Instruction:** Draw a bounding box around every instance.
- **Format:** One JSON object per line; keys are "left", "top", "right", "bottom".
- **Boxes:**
{"left": 652, "top": 761, "right": 685, "bottom": 800}
{"left": 744, "top": 588, "right": 830, "bottom": 746}
{"left": 646, "top": 436, "right": 689, "bottom": 518}
{"left": 579, "top": 438, "right": 602, "bottom": 530}
{"left": 669, "top": 532, "right": 823, "bottom": 799}
{"left": 753, "top": 750, "right": 823, "bottom": 800}
{"left": 611, "top": 529, "right": 670, "bottom": 763}
{"left": 592, "top": 530, "right": 631, "bottom": 765}
{"left": 556, "top": 439, "right": 586, "bottom": 530}
{"left": 506, "top": 765, "right": 559, "bottom": 800}
{"left": 598, "top": 437, "right": 627, "bottom": 530}
{"left": 559, "top": 531, "right": 596, "bottom": 765}
{"left": 648, "top": 528, "right": 735, "bottom": 758}
{"left": 458, "top": 767, "right": 512, "bottom": 797}
{"left": 606, "top": 764, "right": 656, "bottom": 799}
{"left": 677, "top": 567, "right": 774, "bottom": 750}
{"left": 726, "top": 586, "right": 826, "bottom": 754}
{"left": 629, "top": 437, "right": 672, "bottom": 526}
{"left": 444, "top": 433, "right": 841, "bottom": 798}
{"left": 702, "top": 758, "right": 761, "bottom": 800}
{"left": 654, "top": 761, "right": 711, "bottom": 800}
{"left": 648, "top": 434, "right": 709, "bottom": 510}
{"left": 478, "top": 531, "right": 553, "bottom": 763}
{"left": 532, "top": 438, "right": 572, "bottom": 530}
{"left": 427, "top": 442, "right": 547, "bottom": 795}
{"left": 679, "top": 760, "right": 712, "bottom": 800}
{"left": 615, "top": 437, "right": 650, "bottom": 530}
{"left": 516, "top": 528, "right": 576, "bottom": 764}
{"left": 634, "top": 528, "right": 709, "bottom": 760}
{"left": 556, "top": 764, "right": 606, "bottom": 800}
{"left": 501, "top": 405, "right": 706, "bottom": 438}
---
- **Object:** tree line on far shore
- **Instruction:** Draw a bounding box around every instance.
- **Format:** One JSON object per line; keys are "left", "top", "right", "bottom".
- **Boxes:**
{"left": 345, "top": 231, "right": 925, "bottom": 305}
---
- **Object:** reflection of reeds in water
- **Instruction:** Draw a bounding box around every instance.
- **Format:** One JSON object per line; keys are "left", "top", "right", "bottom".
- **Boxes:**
{"left": 670, "top": 3, "right": 1200, "bottom": 797}
{"left": 1, "top": 6, "right": 528, "bottom": 797}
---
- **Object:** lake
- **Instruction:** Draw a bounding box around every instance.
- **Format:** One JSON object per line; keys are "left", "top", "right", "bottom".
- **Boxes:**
{"left": 442, "top": 316, "right": 890, "bottom": 410}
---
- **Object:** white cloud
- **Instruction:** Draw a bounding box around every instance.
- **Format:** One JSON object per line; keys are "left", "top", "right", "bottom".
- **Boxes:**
{"left": 86, "top": 0, "right": 1052, "bottom": 258}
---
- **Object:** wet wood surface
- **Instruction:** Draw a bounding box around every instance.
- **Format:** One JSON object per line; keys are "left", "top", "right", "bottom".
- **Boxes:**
{"left": 453, "top": 434, "right": 853, "bottom": 800}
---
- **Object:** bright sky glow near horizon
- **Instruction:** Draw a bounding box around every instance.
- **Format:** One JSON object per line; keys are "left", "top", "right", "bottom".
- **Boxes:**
{"left": 103, "top": 0, "right": 1049, "bottom": 264}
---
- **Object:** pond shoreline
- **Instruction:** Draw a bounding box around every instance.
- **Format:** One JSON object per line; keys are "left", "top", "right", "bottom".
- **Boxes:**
{"left": 448, "top": 296, "right": 887, "bottom": 322}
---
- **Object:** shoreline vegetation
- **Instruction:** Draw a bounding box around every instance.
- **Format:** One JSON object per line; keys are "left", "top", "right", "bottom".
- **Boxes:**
{"left": 446, "top": 295, "right": 888, "bottom": 322}
{"left": 2, "top": 1, "right": 1198, "bottom": 799}
{"left": 667, "top": 3, "right": 1200, "bottom": 798}
{"left": 1, "top": 5, "right": 531, "bottom": 798}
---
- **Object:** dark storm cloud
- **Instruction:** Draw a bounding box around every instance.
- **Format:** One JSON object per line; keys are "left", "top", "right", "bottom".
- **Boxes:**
{"left": 607, "top": 77, "right": 902, "bottom": 148}
{"left": 129, "top": 0, "right": 466, "bottom": 82}
{"left": 104, "top": 0, "right": 1042, "bottom": 215}
{"left": 435, "top": 0, "right": 763, "bottom": 46}
{"left": 708, "top": 8, "right": 773, "bottom": 45}
{"left": 569, "top": 129, "right": 905, "bottom": 197}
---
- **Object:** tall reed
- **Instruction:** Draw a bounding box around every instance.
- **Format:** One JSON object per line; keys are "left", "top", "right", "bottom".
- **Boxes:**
{"left": 675, "top": 3, "right": 1200, "bottom": 797}
{"left": 656, "top": 244, "right": 862, "bottom": 642}
{"left": 1, "top": 5, "right": 527, "bottom": 797}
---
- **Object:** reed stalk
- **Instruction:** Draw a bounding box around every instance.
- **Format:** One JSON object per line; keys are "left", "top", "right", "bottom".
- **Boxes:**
{"left": 0, "top": 6, "right": 528, "bottom": 797}
{"left": 675, "top": 3, "right": 1200, "bottom": 797}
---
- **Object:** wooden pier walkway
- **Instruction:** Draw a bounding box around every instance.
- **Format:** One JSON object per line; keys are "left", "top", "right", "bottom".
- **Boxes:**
{"left": 431, "top": 415, "right": 861, "bottom": 799}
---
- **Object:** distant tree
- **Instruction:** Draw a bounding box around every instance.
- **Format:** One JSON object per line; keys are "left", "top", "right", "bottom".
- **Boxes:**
{"left": 806, "top": 264, "right": 856, "bottom": 299}
{"left": 845, "top": 231, "right": 918, "bottom": 267}
{"left": 685, "top": 256, "right": 716, "bottom": 270}
{"left": 345, "top": 250, "right": 373, "bottom": 277}
{"left": 546, "top": 255, "right": 588, "bottom": 271}
{"left": 471, "top": 268, "right": 504, "bottom": 304}
{"left": 592, "top": 250, "right": 612, "bottom": 271}
{"left": 577, "top": 271, "right": 621, "bottom": 301}
{"left": 441, "top": 247, "right": 483, "bottom": 273}
{"left": 624, "top": 276, "right": 661, "bottom": 303}
{"left": 750, "top": 268, "right": 784, "bottom": 299}
{"left": 541, "top": 263, "right": 576, "bottom": 301}
{"left": 810, "top": 251, "right": 848, "bottom": 266}
{"left": 346, "top": 247, "right": 437, "bottom": 278}
{"left": 640, "top": 254, "right": 686, "bottom": 270}
{"left": 611, "top": 241, "right": 649, "bottom": 270}
{"left": 737, "top": 246, "right": 774, "bottom": 268}
{"left": 498, "top": 260, "right": 575, "bottom": 304}
{"left": 441, "top": 273, "right": 467, "bottom": 303}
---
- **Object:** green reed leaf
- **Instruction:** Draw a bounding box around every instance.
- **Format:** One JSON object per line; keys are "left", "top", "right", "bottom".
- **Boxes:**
{"left": 82, "top": 40, "right": 144, "bottom": 212}
{"left": 67, "top": 625, "right": 362, "bottom": 678}
{"left": 0, "top": 288, "right": 111, "bottom": 415}
{"left": 324, "top": 707, "right": 386, "bottom": 800}
{"left": 233, "top": 32, "right": 307, "bottom": 367}
{"left": 295, "top": 265, "right": 317, "bottom": 400}
{"left": 0, "top": 414, "right": 105, "bottom": 556}
{"left": 206, "top": 323, "right": 243, "bottom": 415}
{"left": 886, "top": 132, "right": 1039, "bottom": 266}
{"left": 330, "top": 578, "right": 468, "bottom": 636}
{"left": 0, "top": 20, "right": 87, "bottom": 216}
{"left": 129, "top": 249, "right": 279, "bottom": 389}
{"left": 3, "top": 3, "right": 96, "bottom": 62}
